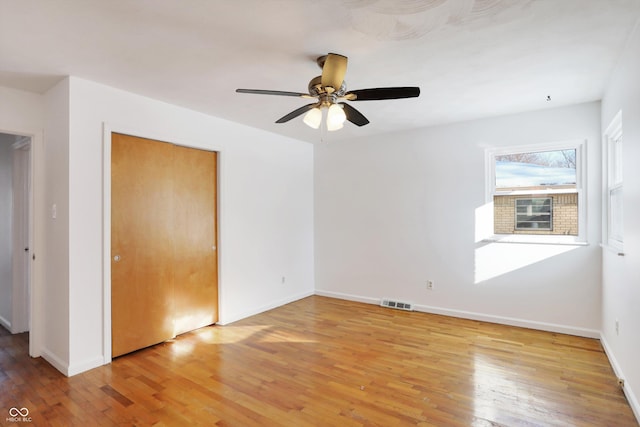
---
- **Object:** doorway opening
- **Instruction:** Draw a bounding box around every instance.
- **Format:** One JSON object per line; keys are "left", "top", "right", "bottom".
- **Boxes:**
{"left": 0, "top": 132, "right": 32, "bottom": 346}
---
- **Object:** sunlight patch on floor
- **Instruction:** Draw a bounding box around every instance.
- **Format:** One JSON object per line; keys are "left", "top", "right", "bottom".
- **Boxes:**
{"left": 193, "top": 324, "right": 316, "bottom": 345}
{"left": 168, "top": 339, "right": 195, "bottom": 357}
{"left": 259, "top": 330, "right": 316, "bottom": 344}
{"left": 194, "top": 325, "right": 272, "bottom": 344}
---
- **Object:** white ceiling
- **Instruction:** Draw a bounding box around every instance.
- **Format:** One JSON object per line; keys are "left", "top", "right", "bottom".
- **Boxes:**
{"left": 1, "top": 0, "right": 639, "bottom": 143}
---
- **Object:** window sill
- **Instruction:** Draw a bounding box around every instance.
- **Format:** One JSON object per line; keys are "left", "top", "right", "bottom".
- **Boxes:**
{"left": 495, "top": 188, "right": 578, "bottom": 196}
{"left": 482, "top": 234, "right": 589, "bottom": 246}
{"left": 599, "top": 243, "right": 625, "bottom": 256}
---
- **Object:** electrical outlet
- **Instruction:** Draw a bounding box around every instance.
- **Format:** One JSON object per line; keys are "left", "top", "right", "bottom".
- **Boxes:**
{"left": 615, "top": 319, "right": 619, "bottom": 335}
{"left": 282, "top": 276, "right": 286, "bottom": 284}
{"left": 427, "top": 280, "right": 434, "bottom": 290}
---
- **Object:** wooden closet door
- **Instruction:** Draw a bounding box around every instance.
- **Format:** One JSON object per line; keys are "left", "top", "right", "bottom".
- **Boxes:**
{"left": 111, "top": 133, "right": 176, "bottom": 357}
{"left": 111, "top": 133, "right": 219, "bottom": 357}
{"left": 172, "top": 145, "right": 218, "bottom": 335}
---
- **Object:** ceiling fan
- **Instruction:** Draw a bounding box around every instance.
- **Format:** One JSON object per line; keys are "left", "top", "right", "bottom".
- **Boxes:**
{"left": 236, "top": 53, "right": 420, "bottom": 131}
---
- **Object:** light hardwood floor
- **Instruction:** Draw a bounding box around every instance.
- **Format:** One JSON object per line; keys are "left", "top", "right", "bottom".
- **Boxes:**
{"left": 0, "top": 296, "right": 637, "bottom": 426}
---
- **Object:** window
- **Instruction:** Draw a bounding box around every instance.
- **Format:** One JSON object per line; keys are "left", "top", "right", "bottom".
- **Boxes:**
{"left": 605, "top": 112, "right": 623, "bottom": 249}
{"left": 486, "top": 140, "right": 585, "bottom": 243}
{"left": 515, "top": 198, "right": 552, "bottom": 230}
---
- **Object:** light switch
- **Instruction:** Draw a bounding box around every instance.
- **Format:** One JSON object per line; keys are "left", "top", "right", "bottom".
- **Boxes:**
{"left": 52, "top": 203, "right": 57, "bottom": 219}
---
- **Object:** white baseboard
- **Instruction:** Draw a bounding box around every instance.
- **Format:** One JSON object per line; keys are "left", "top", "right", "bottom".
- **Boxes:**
{"left": 315, "top": 290, "right": 379, "bottom": 305}
{"left": 314, "top": 290, "right": 600, "bottom": 338}
{"left": 413, "top": 303, "right": 600, "bottom": 338}
{"left": 218, "top": 290, "right": 315, "bottom": 325}
{"left": 42, "top": 349, "right": 104, "bottom": 377}
{"left": 0, "top": 314, "right": 11, "bottom": 331}
{"left": 67, "top": 356, "right": 105, "bottom": 377}
{"left": 41, "top": 348, "right": 70, "bottom": 376}
{"left": 600, "top": 334, "right": 640, "bottom": 424}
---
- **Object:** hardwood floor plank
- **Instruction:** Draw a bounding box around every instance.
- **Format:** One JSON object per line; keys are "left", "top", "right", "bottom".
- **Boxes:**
{"left": 0, "top": 296, "right": 637, "bottom": 426}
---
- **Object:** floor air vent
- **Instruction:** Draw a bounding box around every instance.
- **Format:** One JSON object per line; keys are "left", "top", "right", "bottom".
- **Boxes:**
{"left": 381, "top": 299, "right": 413, "bottom": 311}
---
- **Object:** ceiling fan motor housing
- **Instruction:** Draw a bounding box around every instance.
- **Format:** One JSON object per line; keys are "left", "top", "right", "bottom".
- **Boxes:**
{"left": 308, "top": 76, "right": 347, "bottom": 102}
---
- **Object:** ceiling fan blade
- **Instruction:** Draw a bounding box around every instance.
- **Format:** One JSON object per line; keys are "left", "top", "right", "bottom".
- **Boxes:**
{"left": 275, "top": 103, "right": 318, "bottom": 123}
{"left": 236, "top": 88, "right": 313, "bottom": 98}
{"left": 344, "top": 87, "right": 420, "bottom": 101}
{"left": 340, "top": 103, "right": 369, "bottom": 127}
{"left": 321, "top": 53, "right": 348, "bottom": 92}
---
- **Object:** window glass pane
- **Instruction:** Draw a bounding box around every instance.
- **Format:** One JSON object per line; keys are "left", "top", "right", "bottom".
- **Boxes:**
{"left": 516, "top": 221, "right": 551, "bottom": 229}
{"left": 607, "top": 121, "right": 623, "bottom": 245}
{"left": 612, "top": 137, "right": 623, "bottom": 184}
{"left": 515, "top": 198, "right": 552, "bottom": 230}
{"left": 496, "top": 149, "right": 576, "bottom": 189}
{"left": 531, "top": 206, "right": 549, "bottom": 214}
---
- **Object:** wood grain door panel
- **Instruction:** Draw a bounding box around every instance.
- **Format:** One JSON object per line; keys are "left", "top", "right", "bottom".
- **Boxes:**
{"left": 111, "top": 133, "right": 218, "bottom": 357}
{"left": 172, "top": 144, "right": 218, "bottom": 335}
{"left": 111, "top": 133, "right": 176, "bottom": 357}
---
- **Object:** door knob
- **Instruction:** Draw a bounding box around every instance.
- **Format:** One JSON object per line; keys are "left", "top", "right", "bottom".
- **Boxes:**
{"left": 113, "top": 255, "right": 121, "bottom": 262}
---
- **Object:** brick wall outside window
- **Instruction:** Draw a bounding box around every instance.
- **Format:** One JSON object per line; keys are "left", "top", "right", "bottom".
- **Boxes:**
{"left": 494, "top": 193, "right": 578, "bottom": 235}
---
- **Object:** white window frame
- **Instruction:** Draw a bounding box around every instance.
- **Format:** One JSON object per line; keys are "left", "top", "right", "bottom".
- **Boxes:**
{"left": 603, "top": 111, "right": 623, "bottom": 251}
{"left": 485, "top": 139, "right": 587, "bottom": 245}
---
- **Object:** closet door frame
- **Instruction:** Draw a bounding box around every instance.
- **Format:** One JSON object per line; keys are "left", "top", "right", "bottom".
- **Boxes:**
{"left": 102, "top": 123, "right": 224, "bottom": 364}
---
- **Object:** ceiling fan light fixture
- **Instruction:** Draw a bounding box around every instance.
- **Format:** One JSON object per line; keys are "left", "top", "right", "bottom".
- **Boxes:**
{"left": 236, "top": 53, "right": 421, "bottom": 130}
{"left": 326, "top": 103, "right": 346, "bottom": 131}
{"left": 303, "top": 107, "right": 322, "bottom": 129}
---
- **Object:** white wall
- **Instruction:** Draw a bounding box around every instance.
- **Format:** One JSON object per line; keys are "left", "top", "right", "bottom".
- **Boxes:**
{"left": 601, "top": 18, "right": 640, "bottom": 420}
{"left": 0, "top": 86, "right": 44, "bottom": 132}
{"left": 315, "top": 102, "right": 602, "bottom": 336}
{"left": 0, "top": 135, "right": 14, "bottom": 330}
{"left": 41, "top": 78, "right": 71, "bottom": 372}
{"left": 65, "top": 77, "right": 314, "bottom": 375}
